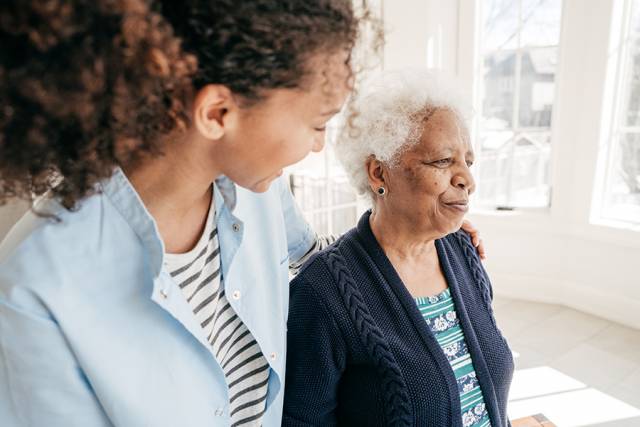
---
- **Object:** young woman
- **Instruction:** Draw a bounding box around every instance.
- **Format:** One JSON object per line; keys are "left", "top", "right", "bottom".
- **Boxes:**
{"left": 0, "top": 1, "right": 484, "bottom": 426}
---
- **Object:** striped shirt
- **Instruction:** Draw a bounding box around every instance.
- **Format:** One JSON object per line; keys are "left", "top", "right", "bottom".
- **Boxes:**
{"left": 416, "top": 288, "right": 492, "bottom": 427}
{"left": 165, "top": 196, "right": 269, "bottom": 427}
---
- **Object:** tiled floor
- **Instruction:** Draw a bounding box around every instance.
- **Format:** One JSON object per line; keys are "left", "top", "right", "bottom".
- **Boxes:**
{"left": 492, "top": 296, "right": 640, "bottom": 427}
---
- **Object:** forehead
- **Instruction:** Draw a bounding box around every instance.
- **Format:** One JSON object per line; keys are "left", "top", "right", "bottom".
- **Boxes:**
{"left": 412, "top": 108, "right": 472, "bottom": 155}
{"left": 254, "top": 51, "right": 351, "bottom": 117}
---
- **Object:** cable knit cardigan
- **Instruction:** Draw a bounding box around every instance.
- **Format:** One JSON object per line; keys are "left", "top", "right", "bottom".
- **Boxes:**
{"left": 283, "top": 211, "right": 514, "bottom": 427}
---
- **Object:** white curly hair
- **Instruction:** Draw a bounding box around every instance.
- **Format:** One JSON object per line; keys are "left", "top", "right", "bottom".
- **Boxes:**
{"left": 334, "top": 69, "right": 472, "bottom": 201}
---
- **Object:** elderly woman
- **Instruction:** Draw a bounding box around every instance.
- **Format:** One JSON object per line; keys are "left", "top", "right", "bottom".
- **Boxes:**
{"left": 283, "top": 71, "right": 514, "bottom": 427}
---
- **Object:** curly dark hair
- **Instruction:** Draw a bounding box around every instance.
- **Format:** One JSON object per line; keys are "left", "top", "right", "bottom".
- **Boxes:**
{"left": 0, "top": 0, "right": 378, "bottom": 210}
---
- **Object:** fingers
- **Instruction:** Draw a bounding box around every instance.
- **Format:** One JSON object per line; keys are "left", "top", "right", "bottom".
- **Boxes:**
{"left": 476, "top": 238, "right": 486, "bottom": 260}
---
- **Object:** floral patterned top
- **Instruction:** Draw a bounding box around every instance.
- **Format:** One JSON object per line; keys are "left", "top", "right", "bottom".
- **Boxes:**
{"left": 416, "top": 288, "right": 492, "bottom": 427}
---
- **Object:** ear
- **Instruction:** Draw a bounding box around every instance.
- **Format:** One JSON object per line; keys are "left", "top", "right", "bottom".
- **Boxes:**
{"left": 365, "top": 155, "right": 386, "bottom": 192}
{"left": 192, "top": 84, "right": 237, "bottom": 140}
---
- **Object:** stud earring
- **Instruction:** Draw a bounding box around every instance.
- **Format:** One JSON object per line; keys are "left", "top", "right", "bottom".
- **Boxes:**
{"left": 377, "top": 186, "right": 386, "bottom": 196}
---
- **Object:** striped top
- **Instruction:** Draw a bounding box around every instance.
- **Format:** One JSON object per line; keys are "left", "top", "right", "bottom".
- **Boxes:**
{"left": 416, "top": 288, "right": 492, "bottom": 427}
{"left": 164, "top": 195, "right": 269, "bottom": 427}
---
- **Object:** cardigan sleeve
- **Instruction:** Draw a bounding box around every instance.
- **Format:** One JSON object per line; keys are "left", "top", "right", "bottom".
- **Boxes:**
{"left": 283, "top": 270, "right": 347, "bottom": 426}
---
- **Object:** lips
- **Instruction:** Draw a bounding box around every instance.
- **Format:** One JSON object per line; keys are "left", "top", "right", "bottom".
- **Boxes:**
{"left": 443, "top": 199, "right": 469, "bottom": 213}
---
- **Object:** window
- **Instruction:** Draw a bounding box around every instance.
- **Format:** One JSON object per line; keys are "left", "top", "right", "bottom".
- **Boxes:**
{"left": 475, "top": 0, "right": 563, "bottom": 208}
{"left": 599, "top": 0, "right": 640, "bottom": 225}
{"left": 287, "top": 121, "right": 361, "bottom": 236}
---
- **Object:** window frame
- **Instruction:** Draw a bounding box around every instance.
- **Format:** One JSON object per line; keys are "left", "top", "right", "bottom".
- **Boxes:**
{"left": 592, "top": 0, "right": 640, "bottom": 227}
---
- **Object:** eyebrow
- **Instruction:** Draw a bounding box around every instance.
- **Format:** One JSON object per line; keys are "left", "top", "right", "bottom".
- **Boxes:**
{"left": 425, "top": 147, "right": 475, "bottom": 158}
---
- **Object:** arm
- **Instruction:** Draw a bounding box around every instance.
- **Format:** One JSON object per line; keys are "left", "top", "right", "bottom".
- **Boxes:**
{"left": 277, "top": 177, "right": 338, "bottom": 274}
{"left": 288, "top": 234, "right": 338, "bottom": 275}
{"left": 283, "top": 274, "right": 347, "bottom": 426}
{"left": 0, "top": 293, "right": 111, "bottom": 427}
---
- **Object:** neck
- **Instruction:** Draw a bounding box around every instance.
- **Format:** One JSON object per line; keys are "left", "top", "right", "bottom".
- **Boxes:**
{"left": 369, "top": 206, "right": 439, "bottom": 263}
{"left": 124, "top": 130, "right": 221, "bottom": 253}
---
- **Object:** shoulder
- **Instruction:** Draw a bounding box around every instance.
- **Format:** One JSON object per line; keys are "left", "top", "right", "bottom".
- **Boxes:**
{"left": 290, "top": 228, "right": 361, "bottom": 308}
{"left": 0, "top": 192, "right": 139, "bottom": 297}
{"left": 441, "top": 229, "right": 478, "bottom": 261}
{"left": 293, "top": 227, "right": 360, "bottom": 281}
{"left": 443, "top": 228, "right": 473, "bottom": 247}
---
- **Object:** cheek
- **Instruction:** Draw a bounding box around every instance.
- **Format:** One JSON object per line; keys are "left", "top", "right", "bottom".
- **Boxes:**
{"left": 408, "top": 169, "right": 449, "bottom": 198}
{"left": 272, "top": 127, "right": 317, "bottom": 166}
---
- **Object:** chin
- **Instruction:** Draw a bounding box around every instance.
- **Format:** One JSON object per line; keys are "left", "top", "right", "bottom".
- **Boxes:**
{"left": 249, "top": 176, "right": 277, "bottom": 193}
{"left": 437, "top": 219, "right": 464, "bottom": 237}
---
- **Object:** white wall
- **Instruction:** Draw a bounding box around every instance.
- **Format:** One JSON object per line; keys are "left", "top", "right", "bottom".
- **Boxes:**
{"left": 382, "top": 0, "right": 640, "bottom": 329}
{"left": 383, "top": 0, "right": 459, "bottom": 72}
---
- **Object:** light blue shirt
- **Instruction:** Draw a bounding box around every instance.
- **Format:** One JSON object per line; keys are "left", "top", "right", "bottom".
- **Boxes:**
{"left": 0, "top": 168, "right": 316, "bottom": 426}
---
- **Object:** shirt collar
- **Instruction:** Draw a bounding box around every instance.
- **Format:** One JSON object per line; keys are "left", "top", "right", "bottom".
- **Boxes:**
{"left": 214, "top": 175, "right": 237, "bottom": 212}
{"left": 99, "top": 168, "right": 239, "bottom": 279}
{"left": 99, "top": 167, "right": 166, "bottom": 278}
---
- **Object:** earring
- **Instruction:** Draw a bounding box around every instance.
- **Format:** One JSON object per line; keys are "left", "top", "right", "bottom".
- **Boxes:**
{"left": 377, "top": 186, "right": 386, "bottom": 196}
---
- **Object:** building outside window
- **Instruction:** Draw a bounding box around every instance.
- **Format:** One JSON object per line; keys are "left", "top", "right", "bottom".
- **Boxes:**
{"left": 475, "top": 0, "right": 564, "bottom": 208}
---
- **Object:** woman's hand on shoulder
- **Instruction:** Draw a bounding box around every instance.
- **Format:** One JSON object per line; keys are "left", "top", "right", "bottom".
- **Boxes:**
{"left": 460, "top": 220, "right": 486, "bottom": 260}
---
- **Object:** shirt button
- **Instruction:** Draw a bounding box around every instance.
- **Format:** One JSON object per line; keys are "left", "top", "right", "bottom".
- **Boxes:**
{"left": 270, "top": 352, "right": 277, "bottom": 361}
{"left": 232, "top": 290, "right": 241, "bottom": 300}
{"left": 214, "top": 408, "right": 223, "bottom": 416}
{"left": 160, "top": 289, "right": 169, "bottom": 299}
{"left": 232, "top": 223, "right": 241, "bottom": 232}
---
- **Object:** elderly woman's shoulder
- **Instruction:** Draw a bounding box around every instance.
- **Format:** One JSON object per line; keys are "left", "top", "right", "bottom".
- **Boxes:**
{"left": 442, "top": 229, "right": 481, "bottom": 262}
{"left": 290, "top": 229, "right": 357, "bottom": 291}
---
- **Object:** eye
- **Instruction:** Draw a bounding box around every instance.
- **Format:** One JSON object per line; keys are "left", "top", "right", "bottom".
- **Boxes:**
{"left": 466, "top": 160, "right": 474, "bottom": 167}
{"left": 432, "top": 158, "right": 453, "bottom": 167}
{"left": 314, "top": 126, "right": 326, "bottom": 132}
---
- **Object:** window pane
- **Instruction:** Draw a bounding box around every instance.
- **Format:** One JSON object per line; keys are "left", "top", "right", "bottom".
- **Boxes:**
{"left": 483, "top": 52, "right": 516, "bottom": 129}
{"left": 602, "top": 133, "right": 640, "bottom": 222}
{"left": 311, "top": 211, "right": 330, "bottom": 236}
{"left": 483, "top": 0, "right": 519, "bottom": 52}
{"left": 509, "top": 132, "right": 552, "bottom": 206}
{"left": 633, "top": 0, "right": 640, "bottom": 34}
{"left": 331, "top": 175, "right": 357, "bottom": 206}
{"left": 624, "top": 37, "right": 640, "bottom": 127}
{"left": 477, "top": 0, "right": 561, "bottom": 208}
{"left": 290, "top": 174, "right": 328, "bottom": 212}
{"left": 599, "top": 0, "right": 640, "bottom": 225}
{"left": 519, "top": 47, "right": 558, "bottom": 128}
{"left": 476, "top": 133, "right": 513, "bottom": 206}
{"left": 623, "top": 0, "right": 640, "bottom": 126}
{"left": 331, "top": 206, "right": 358, "bottom": 235}
{"left": 475, "top": 131, "right": 551, "bottom": 207}
{"left": 520, "top": 0, "right": 563, "bottom": 48}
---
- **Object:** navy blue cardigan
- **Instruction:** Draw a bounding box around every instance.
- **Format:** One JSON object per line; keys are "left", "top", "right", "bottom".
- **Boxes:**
{"left": 283, "top": 211, "right": 514, "bottom": 426}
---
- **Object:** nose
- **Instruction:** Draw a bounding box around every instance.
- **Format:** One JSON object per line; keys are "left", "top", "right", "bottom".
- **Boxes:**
{"left": 311, "top": 133, "right": 326, "bottom": 153}
{"left": 452, "top": 166, "right": 475, "bottom": 194}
